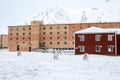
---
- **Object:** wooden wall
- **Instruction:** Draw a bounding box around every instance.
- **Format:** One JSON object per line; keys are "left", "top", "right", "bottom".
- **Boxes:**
{"left": 75, "top": 33, "right": 116, "bottom": 55}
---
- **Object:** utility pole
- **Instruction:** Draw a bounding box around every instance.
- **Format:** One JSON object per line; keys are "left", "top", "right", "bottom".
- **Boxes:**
{"left": 81, "top": 11, "right": 87, "bottom": 23}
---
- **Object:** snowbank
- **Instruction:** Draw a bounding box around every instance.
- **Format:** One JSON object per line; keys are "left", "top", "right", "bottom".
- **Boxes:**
{"left": 0, "top": 50, "right": 120, "bottom": 80}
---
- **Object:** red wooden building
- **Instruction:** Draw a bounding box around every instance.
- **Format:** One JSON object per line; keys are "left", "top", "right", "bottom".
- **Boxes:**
{"left": 74, "top": 27, "right": 120, "bottom": 55}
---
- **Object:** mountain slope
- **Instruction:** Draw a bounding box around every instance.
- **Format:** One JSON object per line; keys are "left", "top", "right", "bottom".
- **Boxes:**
{"left": 22, "top": 0, "right": 120, "bottom": 25}
{"left": 22, "top": 7, "right": 72, "bottom": 25}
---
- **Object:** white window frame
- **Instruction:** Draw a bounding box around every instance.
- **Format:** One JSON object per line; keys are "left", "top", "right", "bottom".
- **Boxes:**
{"left": 79, "top": 35, "right": 85, "bottom": 41}
{"left": 96, "top": 45, "right": 101, "bottom": 52}
{"left": 79, "top": 46, "right": 85, "bottom": 52}
{"left": 108, "top": 45, "right": 113, "bottom": 52}
{"left": 108, "top": 35, "right": 113, "bottom": 41}
{"left": 95, "top": 35, "right": 101, "bottom": 41}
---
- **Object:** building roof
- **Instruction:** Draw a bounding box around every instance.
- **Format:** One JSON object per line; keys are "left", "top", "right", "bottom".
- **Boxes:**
{"left": 74, "top": 26, "right": 117, "bottom": 34}
{"left": 106, "top": 28, "right": 120, "bottom": 35}
{"left": 43, "top": 22, "right": 120, "bottom": 25}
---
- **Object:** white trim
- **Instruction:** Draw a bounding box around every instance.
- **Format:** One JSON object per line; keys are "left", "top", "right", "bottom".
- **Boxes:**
{"left": 95, "top": 35, "right": 101, "bottom": 41}
{"left": 108, "top": 45, "right": 114, "bottom": 52}
{"left": 79, "top": 35, "right": 85, "bottom": 41}
{"left": 79, "top": 46, "right": 85, "bottom": 52}
{"left": 108, "top": 34, "right": 113, "bottom": 41}
{"left": 96, "top": 45, "right": 101, "bottom": 52}
{"left": 74, "top": 33, "right": 75, "bottom": 55}
{"left": 115, "top": 34, "right": 117, "bottom": 55}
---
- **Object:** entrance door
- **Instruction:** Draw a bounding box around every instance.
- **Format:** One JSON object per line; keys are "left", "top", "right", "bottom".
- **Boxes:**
{"left": 117, "top": 43, "right": 120, "bottom": 55}
{"left": 29, "top": 47, "right": 31, "bottom": 52}
{"left": 17, "top": 45, "right": 20, "bottom": 51}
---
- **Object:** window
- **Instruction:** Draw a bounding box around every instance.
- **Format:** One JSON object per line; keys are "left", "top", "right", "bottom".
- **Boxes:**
{"left": 64, "top": 42, "right": 67, "bottom": 44}
{"left": 16, "top": 33, "right": 19, "bottom": 36}
{"left": 10, "top": 33, "right": 12, "bottom": 36}
{"left": 50, "top": 27, "right": 52, "bottom": 29}
{"left": 73, "top": 42, "right": 74, "bottom": 44}
{"left": 108, "top": 35, "right": 113, "bottom": 41}
{"left": 10, "top": 38, "right": 12, "bottom": 40}
{"left": 29, "top": 28, "right": 31, "bottom": 30}
{"left": 43, "top": 27, "right": 45, "bottom": 30}
{"left": 108, "top": 45, "right": 113, "bottom": 52}
{"left": 50, "top": 37, "right": 52, "bottom": 39}
{"left": 57, "top": 32, "right": 60, "bottom": 34}
{"left": 64, "top": 36, "right": 67, "bottom": 39}
{"left": 57, "top": 27, "right": 60, "bottom": 29}
{"left": 57, "top": 42, "right": 60, "bottom": 45}
{"left": 16, "top": 37, "right": 18, "bottom": 40}
{"left": 23, "top": 37, "right": 25, "bottom": 40}
{"left": 96, "top": 45, "right": 101, "bottom": 52}
{"left": 43, "top": 37, "right": 45, "bottom": 40}
{"left": 79, "top": 46, "right": 85, "bottom": 52}
{"left": 23, "top": 33, "right": 25, "bottom": 35}
{"left": 95, "top": 35, "right": 101, "bottom": 41}
{"left": 64, "top": 26, "right": 67, "bottom": 29}
{"left": 43, "top": 32, "right": 46, "bottom": 35}
{"left": 80, "top": 26, "right": 82, "bottom": 29}
{"left": 50, "top": 42, "right": 52, "bottom": 44}
{"left": 29, "top": 33, "right": 31, "bottom": 35}
{"left": 23, "top": 28, "right": 25, "bottom": 30}
{"left": 64, "top": 32, "right": 67, "bottom": 34}
{"left": 57, "top": 37, "right": 60, "bottom": 39}
{"left": 29, "top": 37, "right": 31, "bottom": 40}
{"left": 79, "top": 35, "right": 85, "bottom": 41}
{"left": 43, "top": 42, "right": 45, "bottom": 45}
{"left": 50, "top": 32, "right": 52, "bottom": 35}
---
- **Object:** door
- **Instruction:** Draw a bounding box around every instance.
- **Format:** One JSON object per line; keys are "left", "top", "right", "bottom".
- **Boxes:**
{"left": 17, "top": 45, "right": 20, "bottom": 51}
{"left": 29, "top": 47, "right": 31, "bottom": 52}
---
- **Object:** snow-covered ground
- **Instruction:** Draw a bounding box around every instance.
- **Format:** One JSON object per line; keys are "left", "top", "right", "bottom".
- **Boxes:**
{"left": 0, "top": 49, "right": 120, "bottom": 80}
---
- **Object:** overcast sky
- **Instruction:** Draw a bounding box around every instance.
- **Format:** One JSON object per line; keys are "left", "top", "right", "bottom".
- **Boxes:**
{"left": 0, "top": 0, "right": 114, "bottom": 34}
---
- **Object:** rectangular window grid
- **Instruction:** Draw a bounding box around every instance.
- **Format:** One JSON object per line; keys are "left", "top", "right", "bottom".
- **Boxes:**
{"left": 79, "top": 35, "right": 85, "bottom": 41}
{"left": 95, "top": 35, "right": 101, "bottom": 41}
{"left": 79, "top": 46, "right": 85, "bottom": 52}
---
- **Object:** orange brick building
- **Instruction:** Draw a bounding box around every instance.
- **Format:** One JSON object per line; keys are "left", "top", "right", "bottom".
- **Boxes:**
{"left": 0, "top": 35, "right": 8, "bottom": 48}
{"left": 8, "top": 21, "right": 120, "bottom": 51}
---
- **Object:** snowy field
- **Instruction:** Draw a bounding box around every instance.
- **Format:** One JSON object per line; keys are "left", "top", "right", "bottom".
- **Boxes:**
{"left": 0, "top": 49, "right": 120, "bottom": 80}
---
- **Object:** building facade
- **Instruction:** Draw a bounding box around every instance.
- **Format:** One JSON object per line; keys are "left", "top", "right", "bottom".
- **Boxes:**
{"left": 0, "top": 35, "right": 8, "bottom": 48}
{"left": 74, "top": 27, "right": 120, "bottom": 55}
{"left": 8, "top": 21, "right": 120, "bottom": 51}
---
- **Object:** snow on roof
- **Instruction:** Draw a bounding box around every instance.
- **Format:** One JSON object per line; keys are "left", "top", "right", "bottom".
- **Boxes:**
{"left": 105, "top": 28, "right": 120, "bottom": 35}
{"left": 74, "top": 26, "right": 117, "bottom": 34}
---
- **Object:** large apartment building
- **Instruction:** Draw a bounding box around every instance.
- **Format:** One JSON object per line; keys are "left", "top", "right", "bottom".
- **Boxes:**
{"left": 0, "top": 35, "right": 8, "bottom": 48}
{"left": 8, "top": 21, "right": 120, "bottom": 51}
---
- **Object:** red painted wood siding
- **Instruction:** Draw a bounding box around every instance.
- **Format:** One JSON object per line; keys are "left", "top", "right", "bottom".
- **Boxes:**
{"left": 75, "top": 33, "right": 116, "bottom": 55}
{"left": 117, "top": 35, "right": 120, "bottom": 55}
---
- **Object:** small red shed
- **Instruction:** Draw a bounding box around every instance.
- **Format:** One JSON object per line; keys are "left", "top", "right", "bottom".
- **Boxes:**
{"left": 74, "top": 26, "right": 120, "bottom": 56}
